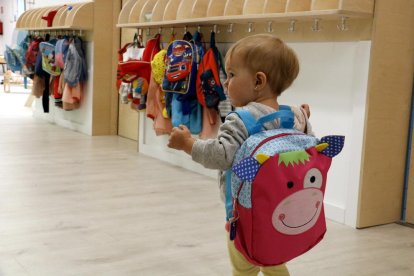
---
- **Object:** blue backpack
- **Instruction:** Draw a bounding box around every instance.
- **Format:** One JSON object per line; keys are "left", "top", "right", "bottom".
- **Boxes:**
{"left": 163, "top": 31, "right": 204, "bottom": 134}
{"left": 4, "top": 45, "right": 23, "bottom": 73}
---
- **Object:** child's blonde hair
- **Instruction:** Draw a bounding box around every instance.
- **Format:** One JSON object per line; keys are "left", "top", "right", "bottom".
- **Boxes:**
{"left": 226, "top": 34, "right": 299, "bottom": 96}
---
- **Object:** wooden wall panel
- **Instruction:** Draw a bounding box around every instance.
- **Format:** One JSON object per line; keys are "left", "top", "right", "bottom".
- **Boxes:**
{"left": 92, "top": 0, "right": 121, "bottom": 135}
{"left": 357, "top": 0, "right": 414, "bottom": 228}
{"left": 117, "top": 18, "right": 139, "bottom": 140}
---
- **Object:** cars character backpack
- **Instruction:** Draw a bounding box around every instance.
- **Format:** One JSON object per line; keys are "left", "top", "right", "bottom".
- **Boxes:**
{"left": 225, "top": 106, "right": 344, "bottom": 266}
{"left": 162, "top": 31, "right": 203, "bottom": 96}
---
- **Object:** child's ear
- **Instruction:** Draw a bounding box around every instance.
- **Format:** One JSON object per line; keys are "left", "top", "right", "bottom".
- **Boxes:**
{"left": 255, "top": 72, "right": 267, "bottom": 90}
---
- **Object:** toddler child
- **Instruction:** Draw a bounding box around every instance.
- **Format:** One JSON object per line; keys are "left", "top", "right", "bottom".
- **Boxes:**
{"left": 168, "top": 34, "right": 312, "bottom": 276}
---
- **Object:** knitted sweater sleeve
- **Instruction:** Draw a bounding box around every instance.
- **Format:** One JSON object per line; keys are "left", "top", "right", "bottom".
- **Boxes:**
{"left": 191, "top": 113, "right": 248, "bottom": 170}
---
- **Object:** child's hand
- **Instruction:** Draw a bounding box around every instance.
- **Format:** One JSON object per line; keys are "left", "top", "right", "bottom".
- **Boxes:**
{"left": 167, "top": 125, "right": 196, "bottom": 155}
{"left": 301, "top": 104, "right": 311, "bottom": 118}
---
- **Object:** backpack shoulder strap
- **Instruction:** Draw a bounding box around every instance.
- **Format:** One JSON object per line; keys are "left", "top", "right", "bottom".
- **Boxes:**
{"left": 232, "top": 109, "right": 257, "bottom": 136}
{"left": 232, "top": 105, "right": 294, "bottom": 136}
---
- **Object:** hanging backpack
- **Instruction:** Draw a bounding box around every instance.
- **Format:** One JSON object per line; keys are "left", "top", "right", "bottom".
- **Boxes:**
{"left": 4, "top": 45, "right": 23, "bottom": 73}
{"left": 39, "top": 41, "right": 61, "bottom": 76}
{"left": 226, "top": 106, "right": 345, "bottom": 266}
{"left": 162, "top": 39, "right": 194, "bottom": 94}
{"left": 196, "top": 31, "right": 226, "bottom": 110}
{"left": 162, "top": 31, "right": 204, "bottom": 134}
{"left": 25, "top": 37, "right": 43, "bottom": 75}
{"left": 117, "top": 33, "right": 161, "bottom": 86}
{"left": 162, "top": 31, "right": 204, "bottom": 97}
{"left": 55, "top": 37, "right": 70, "bottom": 69}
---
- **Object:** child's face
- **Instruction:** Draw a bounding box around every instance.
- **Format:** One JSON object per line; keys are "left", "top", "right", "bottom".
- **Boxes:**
{"left": 224, "top": 53, "right": 257, "bottom": 107}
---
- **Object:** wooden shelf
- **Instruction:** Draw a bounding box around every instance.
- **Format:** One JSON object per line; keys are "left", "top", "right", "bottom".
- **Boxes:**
{"left": 117, "top": 9, "right": 373, "bottom": 29}
{"left": 16, "top": 1, "right": 93, "bottom": 30}
{"left": 117, "top": 0, "right": 374, "bottom": 28}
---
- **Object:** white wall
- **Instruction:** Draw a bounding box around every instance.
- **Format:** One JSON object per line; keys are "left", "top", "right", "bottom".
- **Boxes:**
{"left": 0, "top": 0, "right": 25, "bottom": 53}
{"left": 139, "top": 41, "right": 371, "bottom": 228}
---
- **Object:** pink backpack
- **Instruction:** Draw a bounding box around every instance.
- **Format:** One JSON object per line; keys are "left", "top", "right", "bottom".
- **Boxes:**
{"left": 226, "top": 107, "right": 344, "bottom": 266}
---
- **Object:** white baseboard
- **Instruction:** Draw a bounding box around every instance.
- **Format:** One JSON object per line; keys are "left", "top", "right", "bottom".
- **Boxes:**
{"left": 324, "top": 201, "right": 345, "bottom": 224}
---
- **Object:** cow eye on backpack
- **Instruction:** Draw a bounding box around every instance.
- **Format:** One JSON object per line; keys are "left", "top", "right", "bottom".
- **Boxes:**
{"left": 225, "top": 106, "right": 345, "bottom": 266}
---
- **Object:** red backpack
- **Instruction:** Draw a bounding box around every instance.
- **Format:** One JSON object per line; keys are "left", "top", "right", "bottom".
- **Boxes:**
{"left": 25, "top": 38, "right": 43, "bottom": 75}
{"left": 117, "top": 33, "right": 161, "bottom": 88}
{"left": 227, "top": 107, "right": 345, "bottom": 266}
{"left": 196, "top": 31, "right": 226, "bottom": 110}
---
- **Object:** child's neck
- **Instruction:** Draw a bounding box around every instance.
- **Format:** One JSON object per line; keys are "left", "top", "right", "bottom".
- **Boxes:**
{"left": 257, "top": 98, "right": 279, "bottom": 110}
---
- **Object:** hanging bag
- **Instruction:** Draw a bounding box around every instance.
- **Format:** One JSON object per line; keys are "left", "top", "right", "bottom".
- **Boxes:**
{"left": 196, "top": 31, "right": 226, "bottom": 109}
{"left": 39, "top": 41, "right": 61, "bottom": 76}
{"left": 117, "top": 33, "right": 161, "bottom": 85}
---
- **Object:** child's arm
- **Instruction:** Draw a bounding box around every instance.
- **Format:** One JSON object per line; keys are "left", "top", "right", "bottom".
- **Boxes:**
{"left": 167, "top": 114, "right": 249, "bottom": 170}
{"left": 168, "top": 125, "right": 196, "bottom": 155}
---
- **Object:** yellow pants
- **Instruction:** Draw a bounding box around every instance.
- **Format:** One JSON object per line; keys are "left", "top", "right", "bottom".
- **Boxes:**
{"left": 227, "top": 239, "right": 290, "bottom": 276}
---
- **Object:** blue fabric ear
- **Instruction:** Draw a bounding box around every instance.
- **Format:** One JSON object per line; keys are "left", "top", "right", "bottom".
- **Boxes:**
{"left": 232, "top": 157, "right": 261, "bottom": 181}
{"left": 320, "top": 136, "right": 345, "bottom": 158}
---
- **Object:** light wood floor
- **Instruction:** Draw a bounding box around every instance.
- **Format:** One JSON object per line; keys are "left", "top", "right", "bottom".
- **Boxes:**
{"left": 1, "top": 92, "right": 414, "bottom": 276}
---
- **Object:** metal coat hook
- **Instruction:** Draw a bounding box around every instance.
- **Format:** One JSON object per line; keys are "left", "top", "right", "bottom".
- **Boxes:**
{"left": 267, "top": 21, "right": 274, "bottom": 33}
{"left": 247, "top": 22, "right": 254, "bottom": 33}
{"left": 288, "top": 19, "right": 297, "bottom": 32}
{"left": 137, "top": 28, "right": 143, "bottom": 37}
{"left": 183, "top": 25, "right": 188, "bottom": 34}
{"left": 311, "top": 18, "right": 322, "bottom": 32}
{"left": 197, "top": 25, "right": 201, "bottom": 32}
{"left": 227, "top": 23, "right": 234, "bottom": 33}
{"left": 337, "top": 16, "right": 349, "bottom": 31}
{"left": 212, "top": 24, "right": 220, "bottom": 34}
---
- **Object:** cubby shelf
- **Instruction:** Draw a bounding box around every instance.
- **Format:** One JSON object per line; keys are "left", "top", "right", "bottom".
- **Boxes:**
{"left": 16, "top": 2, "right": 93, "bottom": 30}
{"left": 117, "top": 9, "right": 373, "bottom": 29}
{"left": 116, "top": 0, "right": 374, "bottom": 29}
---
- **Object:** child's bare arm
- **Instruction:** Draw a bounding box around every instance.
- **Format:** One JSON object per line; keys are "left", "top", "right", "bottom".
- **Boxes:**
{"left": 167, "top": 125, "right": 196, "bottom": 155}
